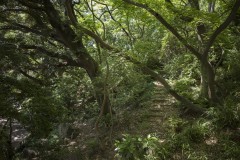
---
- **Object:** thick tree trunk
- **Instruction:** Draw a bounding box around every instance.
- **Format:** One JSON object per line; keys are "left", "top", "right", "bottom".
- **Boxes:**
{"left": 43, "top": 1, "right": 111, "bottom": 116}
{"left": 200, "top": 61, "right": 209, "bottom": 99}
{"left": 199, "top": 57, "right": 219, "bottom": 104}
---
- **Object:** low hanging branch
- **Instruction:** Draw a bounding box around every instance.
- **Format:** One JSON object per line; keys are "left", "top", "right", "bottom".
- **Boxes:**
{"left": 18, "top": 44, "right": 80, "bottom": 67}
{"left": 77, "top": 25, "right": 115, "bottom": 51}
{"left": 124, "top": 55, "right": 206, "bottom": 115}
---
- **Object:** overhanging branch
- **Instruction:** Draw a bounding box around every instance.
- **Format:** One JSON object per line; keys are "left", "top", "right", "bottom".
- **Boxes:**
{"left": 124, "top": 54, "right": 205, "bottom": 114}
{"left": 122, "top": 0, "right": 201, "bottom": 59}
{"left": 203, "top": 0, "right": 240, "bottom": 56}
{"left": 17, "top": 0, "right": 44, "bottom": 11}
{"left": 19, "top": 44, "right": 79, "bottom": 67}
{"left": 18, "top": 69, "right": 44, "bottom": 85}
{"left": 78, "top": 25, "right": 116, "bottom": 51}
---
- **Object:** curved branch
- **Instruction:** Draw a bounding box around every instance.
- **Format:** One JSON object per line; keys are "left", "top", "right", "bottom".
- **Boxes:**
{"left": 122, "top": 0, "right": 201, "bottom": 59}
{"left": 78, "top": 25, "right": 116, "bottom": 51}
{"left": 64, "top": 0, "right": 78, "bottom": 26}
{"left": 0, "top": 23, "right": 64, "bottom": 47}
{"left": 84, "top": 0, "right": 105, "bottom": 38}
{"left": 19, "top": 44, "right": 79, "bottom": 67}
{"left": 124, "top": 54, "right": 205, "bottom": 114}
{"left": 93, "top": 0, "right": 132, "bottom": 39}
{"left": 18, "top": 69, "right": 44, "bottom": 85}
{"left": 17, "top": 0, "right": 44, "bottom": 11}
{"left": 203, "top": 0, "right": 240, "bottom": 56}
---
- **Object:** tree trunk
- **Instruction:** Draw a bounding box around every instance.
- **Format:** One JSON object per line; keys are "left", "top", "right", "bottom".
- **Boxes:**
{"left": 199, "top": 56, "right": 219, "bottom": 104}
{"left": 43, "top": 1, "right": 111, "bottom": 116}
{"left": 200, "top": 61, "right": 209, "bottom": 99}
{"left": 7, "top": 118, "right": 14, "bottom": 160}
{"left": 124, "top": 55, "right": 205, "bottom": 115}
{"left": 80, "top": 54, "right": 111, "bottom": 115}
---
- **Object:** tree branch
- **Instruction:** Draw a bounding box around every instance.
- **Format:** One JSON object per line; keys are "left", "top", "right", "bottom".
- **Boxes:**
{"left": 19, "top": 44, "right": 80, "bottom": 67}
{"left": 17, "top": 0, "right": 45, "bottom": 11}
{"left": 77, "top": 25, "right": 116, "bottom": 51}
{"left": 18, "top": 69, "right": 44, "bottom": 85}
{"left": 203, "top": 0, "right": 240, "bottom": 56}
{"left": 0, "top": 23, "right": 43, "bottom": 36}
{"left": 124, "top": 54, "right": 205, "bottom": 114}
{"left": 104, "top": 3, "right": 132, "bottom": 39}
{"left": 122, "top": 0, "right": 202, "bottom": 59}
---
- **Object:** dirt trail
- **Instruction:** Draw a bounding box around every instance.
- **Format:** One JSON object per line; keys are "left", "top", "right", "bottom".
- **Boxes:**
{"left": 132, "top": 82, "right": 178, "bottom": 136}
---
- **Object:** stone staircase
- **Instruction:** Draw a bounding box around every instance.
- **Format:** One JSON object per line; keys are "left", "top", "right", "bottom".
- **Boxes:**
{"left": 138, "top": 82, "right": 177, "bottom": 135}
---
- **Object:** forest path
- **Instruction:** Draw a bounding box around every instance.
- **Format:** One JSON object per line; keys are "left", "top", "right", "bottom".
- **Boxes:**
{"left": 61, "top": 81, "right": 180, "bottom": 159}
{"left": 88, "top": 81, "right": 180, "bottom": 159}
{"left": 132, "top": 82, "right": 178, "bottom": 137}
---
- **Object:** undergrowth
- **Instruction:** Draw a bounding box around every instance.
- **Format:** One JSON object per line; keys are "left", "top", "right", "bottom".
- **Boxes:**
{"left": 114, "top": 103, "right": 240, "bottom": 160}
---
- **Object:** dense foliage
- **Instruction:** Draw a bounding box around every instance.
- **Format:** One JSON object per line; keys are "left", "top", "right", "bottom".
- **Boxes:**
{"left": 0, "top": 0, "right": 240, "bottom": 159}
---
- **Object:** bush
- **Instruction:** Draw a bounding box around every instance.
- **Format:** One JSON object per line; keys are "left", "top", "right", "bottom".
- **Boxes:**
{"left": 209, "top": 101, "right": 240, "bottom": 129}
{"left": 183, "top": 122, "right": 210, "bottom": 143}
{"left": 217, "top": 137, "right": 240, "bottom": 159}
{"left": 115, "top": 134, "right": 168, "bottom": 160}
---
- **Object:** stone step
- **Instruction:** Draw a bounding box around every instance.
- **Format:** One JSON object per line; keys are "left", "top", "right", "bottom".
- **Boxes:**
{"left": 151, "top": 104, "right": 162, "bottom": 108}
{"left": 148, "top": 119, "right": 163, "bottom": 123}
{"left": 160, "top": 104, "right": 172, "bottom": 107}
{"left": 153, "top": 93, "right": 170, "bottom": 96}
{"left": 154, "top": 88, "right": 165, "bottom": 90}
{"left": 148, "top": 105, "right": 164, "bottom": 111}
{"left": 152, "top": 103, "right": 172, "bottom": 106}
{"left": 152, "top": 93, "right": 169, "bottom": 96}
{"left": 153, "top": 99, "right": 172, "bottom": 102}
{"left": 151, "top": 108, "right": 163, "bottom": 111}
{"left": 153, "top": 92, "right": 166, "bottom": 95}
{"left": 143, "top": 114, "right": 163, "bottom": 118}
{"left": 152, "top": 99, "right": 168, "bottom": 102}
{"left": 150, "top": 109, "right": 163, "bottom": 112}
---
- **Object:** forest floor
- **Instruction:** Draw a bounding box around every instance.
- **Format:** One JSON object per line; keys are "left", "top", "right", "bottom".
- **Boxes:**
{"left": 61, "top": 82, "right": 181, "bottom": 159}
{"left": 4, "top": 81, "right": 239, "bottom": 159}
{"left": 0, "top": 82, "right": 178, "bottom": 160}
{"left": 62, "top": 82, "right": 240, "bottom": 160}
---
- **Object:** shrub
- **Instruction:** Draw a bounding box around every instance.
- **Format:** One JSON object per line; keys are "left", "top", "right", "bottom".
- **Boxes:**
{"left": 115, "top": 134, "right": 168, "bottom": 160}
{"left": 209, "top": 101, "right": 240, "bottom": 129}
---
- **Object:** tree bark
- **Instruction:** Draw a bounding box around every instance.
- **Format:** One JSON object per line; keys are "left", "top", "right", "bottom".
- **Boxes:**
{"left": 125, "top": 55, "right": 205, "bottom": 115}
{"left": 200, "top": 62, "right": 209, "bottom": 99}
{"left": 7, "top": 118, "right": 14, "bottom": 160}
{"left": 77, "top": 51, "right": 111, "bottom": 115}
{"left": 199, "top": 56, "right": 219, "bottom": 103}
{"left": 42, "top": 1, "right": 111, "bottom": 115}
{"left": 122, "top": 0, "right": 240, "bottom": 106}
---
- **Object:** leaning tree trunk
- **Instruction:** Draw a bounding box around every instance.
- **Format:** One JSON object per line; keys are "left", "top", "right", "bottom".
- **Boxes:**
{"left": 124, "top": 55, "right": 206, "bottom": 115}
